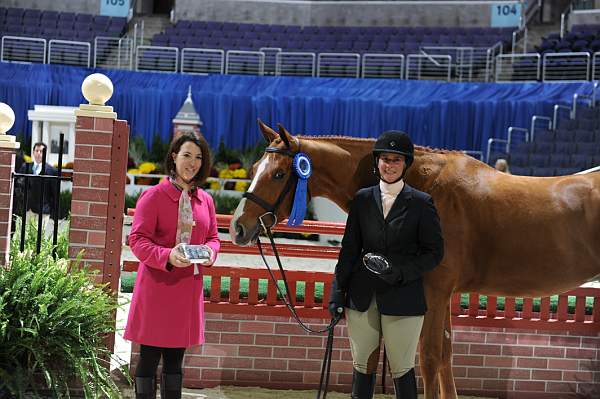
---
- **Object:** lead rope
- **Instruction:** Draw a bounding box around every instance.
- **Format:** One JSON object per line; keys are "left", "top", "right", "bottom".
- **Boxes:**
{"left": 255, "top": 222, "right": 341, "bottom": 399}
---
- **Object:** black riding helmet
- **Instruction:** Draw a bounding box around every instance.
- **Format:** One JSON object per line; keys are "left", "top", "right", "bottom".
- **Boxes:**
{"left": 372, "top": 130, "right": 414, "bottom": 182}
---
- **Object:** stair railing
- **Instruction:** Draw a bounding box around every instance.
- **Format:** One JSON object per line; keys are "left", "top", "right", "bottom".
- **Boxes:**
{"left": 530, "top": 115, "right": 552, "bottom": 141}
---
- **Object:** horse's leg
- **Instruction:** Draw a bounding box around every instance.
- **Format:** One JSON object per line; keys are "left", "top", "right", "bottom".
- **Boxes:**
{"left": 419, "top": 295, "right": 449, "bottom": 399}
{"left": 439, "top": 305, "right": 458, "bottom": 399}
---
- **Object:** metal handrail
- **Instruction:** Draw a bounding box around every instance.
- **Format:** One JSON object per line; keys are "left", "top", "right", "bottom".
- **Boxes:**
{"left": 553, "top": 104, "right": 572, "bottom": 130}
{"left": 317, "top": 52, "right": 361, "bottom": 78}
{"left": 572, "top": 93, "right": 593, "bottom": 119}
{"left": 542, "top": 51, "right": 590, "bottom": 82}
{"left": 530, "top": 116, "right": 552, "bottom": 142}
{"left": 507, "top": 126, "right": 529, "bottom": 151}
{"left": 462, "top": 150, "right": 483, "bottom": 161}
{"left": 485, "top": 41, "right": 504, "bottom": 82}
{"left": 225, "top": 50, "right": 265, "bottom": 76}
{"left": 486, "top": 138, "right": 509, "bottom": 164}
{"left": 361, "top": 53, "right": 405, "bottom": 79}
{"left": 276, "top": 51, "right": 316, "bottom": 77}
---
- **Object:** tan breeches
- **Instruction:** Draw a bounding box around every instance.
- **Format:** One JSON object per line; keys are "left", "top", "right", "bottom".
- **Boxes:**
{"left": 346, "top": 297, "right": 424, "bottom": 379}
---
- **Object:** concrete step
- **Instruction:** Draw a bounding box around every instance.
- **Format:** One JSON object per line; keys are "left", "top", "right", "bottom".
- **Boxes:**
{"left": 126, "top": 15, "right": 171, "bottom": 46}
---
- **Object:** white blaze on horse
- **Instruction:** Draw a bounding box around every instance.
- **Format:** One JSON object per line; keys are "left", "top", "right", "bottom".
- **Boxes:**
{"left": 230, "top": 121, "right": 600, "bottom": 399}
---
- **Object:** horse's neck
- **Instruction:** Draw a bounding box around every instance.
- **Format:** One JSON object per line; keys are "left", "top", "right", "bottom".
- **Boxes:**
{"left": 406, "top": 150, "right": 450, "bottom": 193}
{"left": 303, "top": 138, "right": 375, "bottom": 212}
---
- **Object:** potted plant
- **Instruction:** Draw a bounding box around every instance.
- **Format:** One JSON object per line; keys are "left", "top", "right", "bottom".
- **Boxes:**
{"left": 0, "top": 219, "right": 127, "bottom": 398}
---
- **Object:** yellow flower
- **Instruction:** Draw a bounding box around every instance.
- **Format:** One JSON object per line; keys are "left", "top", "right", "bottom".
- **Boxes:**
{"left": 232, "top": 168, "right": 247, "bottom": 178}
{"left": 235, "top": 181, "right": 249, "bottom": 192}
{"left": 138, "top": 162, "right": 157, "bottom": 174}
{"left": 128, "top": 168, "right": 140, "bottom": 174}
{"left": 218, "top": 169, "right": 235, "bottom": 179}
{"left": 209, "top": 181, "right": 221, "bottom": 190}
{"left": 23, "top": 155, "right": 32, "bottom": 163}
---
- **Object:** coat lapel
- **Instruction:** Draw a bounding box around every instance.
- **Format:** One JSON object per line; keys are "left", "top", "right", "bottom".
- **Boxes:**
{"left": 385, "top": 184, "right": 413, "bottom": 222}
{"left": 372, "top": 185, "right": 384, "bottom": 219}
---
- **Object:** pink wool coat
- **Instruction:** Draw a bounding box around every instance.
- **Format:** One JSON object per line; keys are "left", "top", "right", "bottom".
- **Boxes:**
{"left": 124, "top": 179, "right": 220, "bottom": 348}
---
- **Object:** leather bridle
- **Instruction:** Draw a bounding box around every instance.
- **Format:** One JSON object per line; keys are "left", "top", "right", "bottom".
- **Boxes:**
{"left": 241, "top": 142, "right": 340, "bottom": 399}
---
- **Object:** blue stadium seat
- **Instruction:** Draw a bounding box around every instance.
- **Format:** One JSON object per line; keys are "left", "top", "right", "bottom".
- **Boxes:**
{"left": 549, "top": 153, "right": 570, "bottom": 168}
{"left": 529, "top": 154, "right": 550, "bottom": 167}
{"left": 531, "top": 167, "right": 555, "bottom": 177}
{"left": 511, "top": 166, "right": 531, "bottom": 176}
{"left": 554, "top": 141, "right": 577, "bottom": 154}
{"left": 570, "top": 154, "right": 593, "bottom": 170}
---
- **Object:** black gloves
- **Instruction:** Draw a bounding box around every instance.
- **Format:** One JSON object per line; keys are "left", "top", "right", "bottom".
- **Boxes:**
{"left": 363, "top": 252, "right": 402, "bottom": 285}
{"left": 328, "top": 288, "right": 345, "bottom": 318}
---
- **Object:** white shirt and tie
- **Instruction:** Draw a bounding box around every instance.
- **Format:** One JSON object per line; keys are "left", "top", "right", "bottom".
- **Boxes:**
{"left": 32, "top": 162, "right": 42, "bottom": 175}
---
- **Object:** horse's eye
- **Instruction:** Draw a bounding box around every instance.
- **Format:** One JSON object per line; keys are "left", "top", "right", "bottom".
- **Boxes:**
{"left": 273, "top": 170, "right": 285, "bottom": 180}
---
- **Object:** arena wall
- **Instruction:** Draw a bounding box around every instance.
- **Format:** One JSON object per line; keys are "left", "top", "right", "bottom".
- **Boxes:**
{"left": 130, "top": 311, "right": 600, "bottom": 399}
{"left": 1, "top": 0, "right": 98, "bottom": 14}
{"left": 174, "top": 0, "right": 499, "bottom": 27}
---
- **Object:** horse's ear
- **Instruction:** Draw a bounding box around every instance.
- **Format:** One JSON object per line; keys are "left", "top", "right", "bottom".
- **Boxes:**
{"left": 277, "top": 123, "right": 293, "bottom": 148}
{"left": 258, "top": 119, "right": 277, "bottom": 144}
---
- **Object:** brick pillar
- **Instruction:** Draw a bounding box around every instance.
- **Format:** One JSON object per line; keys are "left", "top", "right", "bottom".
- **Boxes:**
{"left": 68, "top": 73, "right": 129, "bottom": 294}
{"left": 0, "top": 103, "right": 19, "bottom": 265}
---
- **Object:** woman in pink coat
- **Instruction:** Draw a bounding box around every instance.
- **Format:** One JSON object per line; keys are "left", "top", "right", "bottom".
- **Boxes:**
{"left": 124, "top": 132, "right": 220, "bottom": 399}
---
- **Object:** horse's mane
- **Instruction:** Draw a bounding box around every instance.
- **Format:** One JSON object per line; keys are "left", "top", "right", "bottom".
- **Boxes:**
{"left": 298, "top": 135, "right": 464, "bottom": 156}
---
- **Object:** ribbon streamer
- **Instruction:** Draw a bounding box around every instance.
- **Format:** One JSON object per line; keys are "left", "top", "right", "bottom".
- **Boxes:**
{"left": 288, "top": 152, "right": 312, "bottom": 226}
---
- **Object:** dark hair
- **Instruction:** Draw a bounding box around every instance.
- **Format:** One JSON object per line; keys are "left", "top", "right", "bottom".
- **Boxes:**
{"left": 164, "top": 132, "right": 211, "bottom": 186}
{"left": 32, "top": 142, "right": 47, "bottom": 151}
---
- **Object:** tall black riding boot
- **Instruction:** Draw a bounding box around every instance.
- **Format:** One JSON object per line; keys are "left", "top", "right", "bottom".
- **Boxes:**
{"left": 393, "top": 368, "right": 417, "bottom": 399}
{"left": 160, "top": 373, "right": 182, "bottom": 399}
{"left": 351, "top": 369, "right": 376, "bottom": 399}
{"left": 135, "top": 376, "right": 156, "bottom": 399}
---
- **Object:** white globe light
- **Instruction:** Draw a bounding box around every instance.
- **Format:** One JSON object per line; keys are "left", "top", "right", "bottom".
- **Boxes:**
{"left": 81, "top": 73, "right": 114, "bottom": 105}
{"left": 0, "top": 102, "right": 15, "bottom": 135}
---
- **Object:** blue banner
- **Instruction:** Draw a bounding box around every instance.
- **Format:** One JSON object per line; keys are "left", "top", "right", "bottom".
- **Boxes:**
{"left": 491, "top": 2, "right": 522, "bottom": 27}
{"left": 100, "top": 0, "right": 130, "bottom": 17}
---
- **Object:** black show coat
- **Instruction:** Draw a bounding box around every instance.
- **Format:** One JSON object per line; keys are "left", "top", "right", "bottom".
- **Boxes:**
{"left": 331, "top": 183, "right": 444, "bottom": 316}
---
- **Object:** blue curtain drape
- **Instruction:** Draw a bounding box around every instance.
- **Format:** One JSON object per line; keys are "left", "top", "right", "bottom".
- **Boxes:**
{"left": 0, "top": 62, "right": 593, "bottom": 154}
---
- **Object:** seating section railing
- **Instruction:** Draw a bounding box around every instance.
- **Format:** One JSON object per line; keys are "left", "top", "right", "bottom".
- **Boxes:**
{"left": 1, "top": 35, "right": 45, "bottom": 64}
{"left": 361, "top": 54, "right": 405, "bottom": 79}
{"left": 225, "top": 50, "right": 265, "bottom": 76}
{"left": 48, "top": 39, "right": 91, "bottom": 68}
{"left": 94, "top": 36, "right": 133, "bottom": 70}
{"left": 181, "top": 48, "right": 225, "bottom": 75}
{"left": 276, "top": 52, "right": 316, "bottom": 77}
{"left": 406, "top": 54, "right": 452, "bottom": 82}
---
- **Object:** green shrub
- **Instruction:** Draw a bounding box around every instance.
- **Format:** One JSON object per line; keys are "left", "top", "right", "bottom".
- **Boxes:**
{"left": 210, "top": 192, "right": 242, "bottom": 215}
{"left": 124, "top": 191, "right": 143, "bottom": 213}
{"left": 1, "top": 219, "right": 126, "bottom": 398}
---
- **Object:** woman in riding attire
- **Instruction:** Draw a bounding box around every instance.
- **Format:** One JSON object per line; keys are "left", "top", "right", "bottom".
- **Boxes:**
{"left": 329, "top": 131, "right": 444, "bottom": 398}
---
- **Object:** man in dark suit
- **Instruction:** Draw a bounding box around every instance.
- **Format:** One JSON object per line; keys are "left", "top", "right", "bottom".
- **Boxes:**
{"left": 17, "top": 142, "right": 58, "bottom": 225}
{"left": 329, "top": 131, "right": 444, "bottom": 399}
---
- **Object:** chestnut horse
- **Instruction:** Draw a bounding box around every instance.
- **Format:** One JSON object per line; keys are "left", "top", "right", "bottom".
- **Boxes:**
{"left": 229, "top": 121, "right": 600, "bottom": 399}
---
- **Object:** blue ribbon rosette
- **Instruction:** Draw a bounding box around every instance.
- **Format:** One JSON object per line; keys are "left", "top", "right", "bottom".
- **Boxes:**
{"left": 288, "top": 152, "right": 312, "bottom": 226}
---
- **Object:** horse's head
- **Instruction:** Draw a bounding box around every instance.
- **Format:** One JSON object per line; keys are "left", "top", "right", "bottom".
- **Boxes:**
{"left": 229, "top": 120, "right": 302, "bottom": 245}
